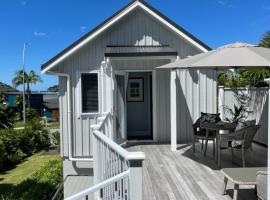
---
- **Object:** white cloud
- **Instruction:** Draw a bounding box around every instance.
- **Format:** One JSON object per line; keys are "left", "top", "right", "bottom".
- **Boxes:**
{"left": 33, "top": 31, "right": 47, "bottom": 37}
{"left": 20, "top": 1, "right": 27, "bottom": 6}
{"left": 217, "top": 0, "right": 233, "bottom": 8}
{"left": 218, "top": 0, "right": 225, "bottom": 6}
{"left": 262, "top": 5, "right": 270, "bottom": 11}
{"left": 80, "top": 26, "right": 87, "bottom": 32}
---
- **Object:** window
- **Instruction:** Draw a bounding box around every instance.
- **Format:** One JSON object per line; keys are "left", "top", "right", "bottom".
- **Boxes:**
{"left": 81, "top": 73, "right": 99, "bottom": 113}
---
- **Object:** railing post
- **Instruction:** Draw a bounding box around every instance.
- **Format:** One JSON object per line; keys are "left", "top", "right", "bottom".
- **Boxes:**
{"left": 127, "top": 152, "right": 145, "bottom": 200}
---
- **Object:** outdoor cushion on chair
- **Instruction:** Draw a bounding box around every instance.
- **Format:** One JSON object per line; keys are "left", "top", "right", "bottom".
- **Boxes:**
{"left": 200, "top": 112, "right": 221, "bottom": 124}
{"left": 232, "top": 120, "right": 256, "bottom": 147}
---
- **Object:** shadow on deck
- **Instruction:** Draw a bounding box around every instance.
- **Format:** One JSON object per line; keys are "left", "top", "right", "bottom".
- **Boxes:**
{"left": 126, "top": 142, "right": 267, "bottom": 200}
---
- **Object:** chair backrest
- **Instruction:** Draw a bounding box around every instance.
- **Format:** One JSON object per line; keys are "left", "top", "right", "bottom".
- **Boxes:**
{"left": 241, "top": 125, "right": 261, "bottom": 149}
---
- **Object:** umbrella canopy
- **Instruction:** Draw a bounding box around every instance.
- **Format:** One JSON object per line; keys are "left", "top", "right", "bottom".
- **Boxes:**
{"left": 158, "top": 42, "right": 270, "bottom": 69}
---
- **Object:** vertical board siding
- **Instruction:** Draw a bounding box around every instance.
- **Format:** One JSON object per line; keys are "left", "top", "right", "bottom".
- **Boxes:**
{"left": 57, "top": 7, "right": 205, "bottom": 156}
{"left": 176, "top": 69, "right": 217, "bottom": 143}
{"left": 219, "top": 87, "right": 268, "bottom": 145}
{"left": 59, "top": 76, "right": 69, "bottom": 157}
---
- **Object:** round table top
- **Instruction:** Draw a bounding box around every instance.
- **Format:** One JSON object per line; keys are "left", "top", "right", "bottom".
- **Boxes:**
{"left": 200, "top": 121, "right": 237, "bottom": 131}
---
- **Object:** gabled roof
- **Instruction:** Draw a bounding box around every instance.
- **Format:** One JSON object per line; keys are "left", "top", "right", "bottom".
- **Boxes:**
{"left": 41, "top": 0, "right": 211, "bottom": 73}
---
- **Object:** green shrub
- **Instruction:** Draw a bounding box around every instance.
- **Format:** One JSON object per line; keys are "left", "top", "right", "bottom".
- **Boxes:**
{"left": 0, "top": 104, "right": 14, "bottom": 129}
{"left": 51, "top": 131, "right": 60, "bottom": 146}
{"left": 25, "top": 118, "right": 51, "bottom": 151}
{"left": 25, "top": 108, "right": 38, "bottom": 120}
{"left": 0, "top": 157, "right": 63, "bottom": 200}
{"left": 0, "top": 129, "right": 26, "bottom": 168}
{"left": 0, "top": 119, "right": 51, "bottom": 168}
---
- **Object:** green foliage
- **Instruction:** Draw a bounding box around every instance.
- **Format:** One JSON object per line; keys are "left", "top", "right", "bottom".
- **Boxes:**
{"left": 12, "top": 69, "right": 42, "bottom": 109}
{"left": 25, "top": 118, "right": 51, "bottom": 151}
{"left": 224, "top": 104, "right": 246, "bottom": 123}
{"left": 25, "top": 108, "right": 38, "bottom": 120}
{"left": 0, "top": 157, "right": 62, "bottom": 200}
{"left": 0, "top": 92, "right": 7, "bottom": 104}
{"left": 259, "top": 31, "right": 270, "bottom": 48}
{"left": 218, "top": 68, "right": 270, "bottom": 88}
{"left": 14, "top": 95, "right": 23, "bottom": 120}
{"left": 0, "top": 119, "right": 51, "bottom": 168}
{"left": 0, "top": 104, "right": 15, "bottom": 129}
{"left": 51, "top": 131, "right": 60, "bottom": 147}
{"left": 218, "top": 31, "right": 270, "bottom": 88}
{"left": 241, "top": 68, "right": 270, "bottom": 87}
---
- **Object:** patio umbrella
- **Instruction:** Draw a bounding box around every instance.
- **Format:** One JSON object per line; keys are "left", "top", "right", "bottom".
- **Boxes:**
{"left": 158, "top": 42, "right": 270, "bottom": 69}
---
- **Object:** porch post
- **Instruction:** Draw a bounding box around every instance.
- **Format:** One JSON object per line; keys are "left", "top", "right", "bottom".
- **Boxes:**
{"left": 171, "top": 69, "right": 177, "bottom": 151}
{"left": 264, "top": 78, "right": 270, "bottom": 200}
{"left": 218, "top": 86, "right": 225, "bottom": 120}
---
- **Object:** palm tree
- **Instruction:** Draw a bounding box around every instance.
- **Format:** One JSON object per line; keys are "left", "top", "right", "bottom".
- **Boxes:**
{"left": 15, "top": 94, "right": 23, "bottom": 120}
{"left": 12, "top": 70, "right": 42, "bottom": 109}
{"left": 259, "top": 31, "right": 270, "bottom": 48}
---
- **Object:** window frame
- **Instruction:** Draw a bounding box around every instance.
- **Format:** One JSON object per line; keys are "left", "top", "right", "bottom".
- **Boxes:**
{"left": 77, "top": 70, "right": 101, "bottom": 117}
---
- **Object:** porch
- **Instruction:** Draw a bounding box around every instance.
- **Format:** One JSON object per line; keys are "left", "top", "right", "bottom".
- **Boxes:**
{"left": 126, "top": 141, "right": 267, "bottom": 200}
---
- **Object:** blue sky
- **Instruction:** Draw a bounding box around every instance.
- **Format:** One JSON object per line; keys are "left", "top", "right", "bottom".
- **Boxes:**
{"left": 0, "top": 0, "right": 269, "bottom": 91}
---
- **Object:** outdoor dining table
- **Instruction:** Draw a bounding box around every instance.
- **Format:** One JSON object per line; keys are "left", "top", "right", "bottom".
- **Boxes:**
{"left": 200, "top": 121, "right": 237, "bottom": 168}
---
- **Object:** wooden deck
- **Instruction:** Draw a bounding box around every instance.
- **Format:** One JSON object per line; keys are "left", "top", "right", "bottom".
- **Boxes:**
{"left": 126, "top": 142, "right": 267, "bottom": 200}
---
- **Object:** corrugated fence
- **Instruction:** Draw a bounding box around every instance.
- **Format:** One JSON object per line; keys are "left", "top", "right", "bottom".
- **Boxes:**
{"left": 218, "top": 86, "right": 268, "bottom": 145}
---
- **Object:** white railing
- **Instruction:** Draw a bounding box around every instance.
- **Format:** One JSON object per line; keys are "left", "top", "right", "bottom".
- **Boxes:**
{"left": 65, "top": 112, "right": 145, "bottom": 200}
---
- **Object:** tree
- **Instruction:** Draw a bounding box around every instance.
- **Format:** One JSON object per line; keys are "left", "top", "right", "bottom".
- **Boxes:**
{"left": 47, "top": 84, "right": 59, "bottom": 92}
{"left": 259, "top": 31, "right": 270, "bottom": 48}
{"left": 218, "top": 30, "right": 270, "bottom": 88}
{"left": 0, "top": 92, "right": 7, "bottom": 104}
{"left": 15, "top": 94, "right": 23, "bottom": 120}
{"left": 12, "top": 70, "right": 42, "bottom": 109}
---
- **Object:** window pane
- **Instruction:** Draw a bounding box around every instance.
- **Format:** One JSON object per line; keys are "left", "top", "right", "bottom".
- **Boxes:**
{"left": 81, "top": 73, "right": 99, "bottom": 113}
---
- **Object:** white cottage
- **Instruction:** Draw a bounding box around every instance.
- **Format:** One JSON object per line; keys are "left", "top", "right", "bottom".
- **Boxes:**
{"left": 41, "top": 0, "right": 217, "bottom": 198}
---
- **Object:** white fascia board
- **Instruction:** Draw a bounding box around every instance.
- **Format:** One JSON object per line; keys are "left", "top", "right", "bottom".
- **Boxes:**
{"left": 137, "top": 2, "right": 209, "bottom": 53}
{"left": 42, "top": 1, "right": 208, "bottom": 73}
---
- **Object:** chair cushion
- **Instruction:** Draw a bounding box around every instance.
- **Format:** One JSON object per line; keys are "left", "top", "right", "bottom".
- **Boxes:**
{"left": 200, "top": 112, "right": 221, "bottom": 124}
{"left": 232, "top": 120, "right": 256, "bottom": 148}
{"left": 235, "top": 120, "right": 256, "bottom": 131}
{"left": 230, "top": 141, "right": 242, "bottom": 148}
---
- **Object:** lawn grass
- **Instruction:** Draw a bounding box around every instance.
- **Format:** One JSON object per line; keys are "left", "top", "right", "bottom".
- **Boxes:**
{"left": 14, "top": 121, "right": 60, "bottom": 130}
{"left": 0, "top": 151, "right": 59, "bottom": 186}
{"left": 46, "top": 122, "right": 60, "bottom": 129}
{"left": 0, "top": 151, "right": 62, "bottom": 199}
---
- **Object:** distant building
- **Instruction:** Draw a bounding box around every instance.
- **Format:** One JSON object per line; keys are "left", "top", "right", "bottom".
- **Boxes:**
{"left": 4, "top": 91, "right": 59, "bottom": 120}
{"left": 0, "top": 82, "right": 18, "bottom": 93}
{"left": 42, "top": 94, "right": 59, "bottom": 120}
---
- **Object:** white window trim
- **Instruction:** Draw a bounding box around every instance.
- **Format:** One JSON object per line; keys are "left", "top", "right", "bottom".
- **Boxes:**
{"left": 77, "top": 70, "right": 101, "bottom": 117}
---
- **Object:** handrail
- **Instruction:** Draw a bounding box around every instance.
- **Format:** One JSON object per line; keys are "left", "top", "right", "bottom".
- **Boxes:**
{"left": 67, "top": 110, "right": 145, "bottom": 200}
{"left": 93, "top": 130, "right": 129, "bottom": 159}
{"left": 52, "top": 175, "right": 68, "bottom": 200}
{"left": 91, "top": 112, "right": 111, "bottom": 130}
{"left": 65, "top": 170, "right": 130, "bottom": 200}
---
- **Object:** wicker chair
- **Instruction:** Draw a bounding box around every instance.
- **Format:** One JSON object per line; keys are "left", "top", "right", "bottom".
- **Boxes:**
{"left": 192, "top": 121, "right": 216, "bottom": 155}
{"left": 218, "top": 125, "right": 260, "bottom": 167}
{"left": 256, "top": 170, "right": 267, "bottom": 200}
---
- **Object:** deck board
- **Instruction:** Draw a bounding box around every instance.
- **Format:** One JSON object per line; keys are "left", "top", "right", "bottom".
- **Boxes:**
{"left": 126, "top": 142, "right": 267, "bottom": 200}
